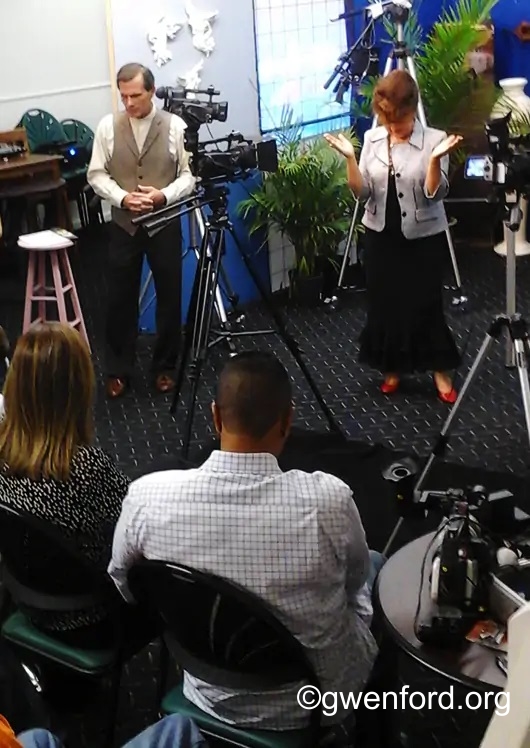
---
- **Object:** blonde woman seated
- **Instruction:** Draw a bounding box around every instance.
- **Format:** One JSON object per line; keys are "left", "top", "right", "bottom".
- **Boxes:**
{"left": 0, "top": 322, "right": 132, "bottom": 648}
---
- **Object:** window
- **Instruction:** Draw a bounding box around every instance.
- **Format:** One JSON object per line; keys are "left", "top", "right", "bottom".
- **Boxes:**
{"left": 253, "top": 0, "right": 351, "bottom": 136}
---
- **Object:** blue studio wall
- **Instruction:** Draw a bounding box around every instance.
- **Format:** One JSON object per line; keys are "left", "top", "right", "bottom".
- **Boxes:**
{"left": 491, "top": 0, "right": 530, "bottom": 95}
{"left": 139, "top": 174, "right": 269, "bottom": 332}
{"left": 343, "top": 0, "right": 460, "bottom": 138}
{"left": 343, "top": 0, "right": 460, "bottom": 60}
{"left": 344, "top": 0, "right": 530, "bottom": 99}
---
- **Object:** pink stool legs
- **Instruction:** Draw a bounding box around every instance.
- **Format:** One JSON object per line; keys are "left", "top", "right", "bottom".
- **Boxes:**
{"left": 22, "top": 247, "right": 90, "bottom": 351}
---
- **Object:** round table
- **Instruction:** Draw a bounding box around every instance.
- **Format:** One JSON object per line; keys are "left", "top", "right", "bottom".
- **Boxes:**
{"left": 373, "top": 533, "right": 506, "bottom": 748}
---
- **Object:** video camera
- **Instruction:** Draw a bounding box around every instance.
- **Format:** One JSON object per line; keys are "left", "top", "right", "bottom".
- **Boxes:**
{"left": 156, "top": 84, "right": 277, "bottom": 184}
{"left": 412, "top": 486, "right": 495, "bottom": 647}
{"left": 383, "top": 457, "right": 530, "bottom": 645}
{"left": 464, "top": 112, "right": 530, "bottom": 196}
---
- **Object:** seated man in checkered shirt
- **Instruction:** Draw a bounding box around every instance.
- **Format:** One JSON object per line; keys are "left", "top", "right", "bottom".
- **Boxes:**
{"left": 108, "top": 351, "right": 380, "bottom": 735}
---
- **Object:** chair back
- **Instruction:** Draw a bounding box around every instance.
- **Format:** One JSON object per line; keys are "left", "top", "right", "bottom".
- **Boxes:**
{"left": 17, "top": 110, "right": 69, "bottom": 153}
{"left": 0, "top": 503, "right": 115, "bottom": 613}
{"left": 60, "top": 119, "right": 94, "bottom": 159}
{"left": 129, "top": 561, "right": 321, "bottom": 694}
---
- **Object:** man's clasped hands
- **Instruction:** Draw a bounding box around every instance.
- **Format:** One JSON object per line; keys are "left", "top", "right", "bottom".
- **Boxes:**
{"left": 122, "top": 184, "right": 166, "bottom": 213}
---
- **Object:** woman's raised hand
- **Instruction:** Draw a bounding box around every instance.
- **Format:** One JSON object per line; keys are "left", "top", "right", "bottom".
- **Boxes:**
{"left": 323, "top": 132, "right": 356, "bottom": 159}
{"left": 431, "top": 134, "right": 463, "bottom": 160}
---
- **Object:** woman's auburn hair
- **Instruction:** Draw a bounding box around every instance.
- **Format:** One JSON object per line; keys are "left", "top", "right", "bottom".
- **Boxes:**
{"left": 372, "top": 69, "right": 419, "bottom": 124}
{"left": 0, "top": 322, "right": 95, "bottom": 481}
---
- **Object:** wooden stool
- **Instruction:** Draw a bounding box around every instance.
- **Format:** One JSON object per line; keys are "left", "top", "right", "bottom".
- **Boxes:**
{"left": 17, "top": 230, "right": 90, "bottom": 351}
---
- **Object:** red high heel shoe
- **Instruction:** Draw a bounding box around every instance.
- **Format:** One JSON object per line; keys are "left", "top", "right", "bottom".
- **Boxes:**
{"left": 433, "top": 376, "right": 458, "bottom": 404}
{"left": 380, "top": 378, "right": 399, "bottom": 394}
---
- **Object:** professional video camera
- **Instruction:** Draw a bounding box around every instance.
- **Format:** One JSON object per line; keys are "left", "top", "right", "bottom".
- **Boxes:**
{"left": 155, "top": 84, "right": 278, "bottom": 183}
{"left": 464, "top": 111, "right": 530, "bottom": 194}
{"left": 383, "top": 456, "right": 530, "bottom": 645}
{"left": 413, "top": 486, "right": 495, "bottom": 647}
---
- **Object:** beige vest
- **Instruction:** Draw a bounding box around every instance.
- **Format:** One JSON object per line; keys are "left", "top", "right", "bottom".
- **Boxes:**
{"left": 107, "top": 110, "right": 177, "bottom": 235}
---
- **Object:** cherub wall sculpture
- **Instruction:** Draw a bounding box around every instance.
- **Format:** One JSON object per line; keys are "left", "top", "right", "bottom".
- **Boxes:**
{"left": 185, "top": 1, "right": 218, "bottom": 56}
{"left": 147, "top": 16, "right": 183, "bottom": 67}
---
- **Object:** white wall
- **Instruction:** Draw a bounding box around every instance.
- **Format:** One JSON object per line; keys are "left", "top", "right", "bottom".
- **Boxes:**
{"left": 109, "top": 0, "right": 260, "bottom": 139}
{"left": 0, "top": 0, "right": 113, "bottom": 131}
{"left": 0, "top": 0, "right": 286, "bottom": 285}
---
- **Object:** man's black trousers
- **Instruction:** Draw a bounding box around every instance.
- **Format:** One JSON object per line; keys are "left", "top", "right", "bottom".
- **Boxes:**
{"left": 105, "top": 220, "right": 182, "bottom": 379}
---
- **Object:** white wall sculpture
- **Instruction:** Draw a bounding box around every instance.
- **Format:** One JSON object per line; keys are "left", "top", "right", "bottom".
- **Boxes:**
{"left": 147, "top": 16, "right": 183, "bottom": 67}
{"left": 177, "top": 60, "right": 204, "bottom": 95}
{"left": 185, "top": 1, "right": 218, "bottom": 56}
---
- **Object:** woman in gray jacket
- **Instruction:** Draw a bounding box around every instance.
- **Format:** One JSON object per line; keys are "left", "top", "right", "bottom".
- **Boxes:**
{"left": 325, "top": 70, "right": 462, "bottom": 403}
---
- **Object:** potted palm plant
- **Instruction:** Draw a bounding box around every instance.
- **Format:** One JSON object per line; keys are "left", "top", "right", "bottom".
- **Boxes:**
{"left": 238, "top": 117, "right": 359, "bottom": 305}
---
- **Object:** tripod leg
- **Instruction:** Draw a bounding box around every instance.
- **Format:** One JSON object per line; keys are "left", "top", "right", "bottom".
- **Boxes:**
{"left": 505, "top": 217, "right": 517, "bottom": 367}
{"left": 513, "top": 336, "right": 530, "bottom": 451}
{"left": 192, "top": 207, "right": 232, "bottom": 332}
{"left": 404, "top": 57, "right": 427, "bottom": 129}
{"left": 413, "top": 329, "right": 497, "bottom": 497}
{"left": 382, "top": 517, "right": 404, "bottom": 558}
{"left": 337, "top": 204, "right": 360, "bottom": 288}
{"left": 381, "top": 53, "right": 394, "bottom": 78}
{"left": 227, "top": 226, "right": 346, "bottom": 439}
{"left": 170, "top": 224, "right": 212, "bottom": 415}
{"left": 181, "top": 228, "right": 226, "bottom": 460}
{"left": 404, "top": 55, "right": 464, "bottom": 304}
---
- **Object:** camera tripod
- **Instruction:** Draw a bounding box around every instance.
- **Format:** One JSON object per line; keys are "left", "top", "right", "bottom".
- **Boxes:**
{"left": 335, "top": 8, "right": 466, "bottom": 308}
{"left": 383, "top": 196, "right": 530, "bottom": 556}
{"left": 169, "top": 185, "right": 344, "bottom": 459}
{"left": 139, "top": 202, "right": 241, "bottom": 345}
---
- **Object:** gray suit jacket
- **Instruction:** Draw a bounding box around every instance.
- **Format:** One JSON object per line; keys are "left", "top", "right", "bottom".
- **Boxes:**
{"left": 358, "top": 119, "right": 449, "bottom": 240}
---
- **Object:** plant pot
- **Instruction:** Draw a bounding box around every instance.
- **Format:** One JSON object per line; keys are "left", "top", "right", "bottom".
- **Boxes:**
{"left": 288, "top": 269, "right": 323, "bottom": 307}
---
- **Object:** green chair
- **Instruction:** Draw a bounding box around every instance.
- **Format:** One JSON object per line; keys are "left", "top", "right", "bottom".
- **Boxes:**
{"left": 17, "top": 109, "right": 69, "bottom": 155}
{"left": 60, "top": 118, "right": 94, "bottom": 157}
{"left": 128, "top": 561, "right": 323, "bottom": 748}
{"left": 17, "top": 110, "right": 90, "bottom": 227}
{"left": 61, "top": 118, "right": 104, "bottom": 227}
{"left": 0, "top": 503, "right": 125, "bottom": 747}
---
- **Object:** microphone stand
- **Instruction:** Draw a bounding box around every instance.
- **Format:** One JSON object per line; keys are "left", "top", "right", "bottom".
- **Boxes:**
{"left": 324, "top": 16, "right": 377, "bottom": 103}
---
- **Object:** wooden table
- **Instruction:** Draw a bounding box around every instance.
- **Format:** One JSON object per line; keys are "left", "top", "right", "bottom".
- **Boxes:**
{"left": 0, "top": 154, "right": 71, "bottom": 231}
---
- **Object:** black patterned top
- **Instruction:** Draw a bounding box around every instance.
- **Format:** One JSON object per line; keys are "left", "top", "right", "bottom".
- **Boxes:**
{"left": 0, "top": 446, "right": 130, "bottom": 633}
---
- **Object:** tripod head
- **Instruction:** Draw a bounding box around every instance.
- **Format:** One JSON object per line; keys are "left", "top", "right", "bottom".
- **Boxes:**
{"left": 201, "top": 183, "right": 230, "bottom": 225}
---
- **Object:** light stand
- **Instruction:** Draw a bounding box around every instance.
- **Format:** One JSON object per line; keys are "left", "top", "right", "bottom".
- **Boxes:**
{"left": 383, "top": 191, "right": 530, "bottom": 556}
{"left": 331, "top": 3, "right": 466, "bottom": 308}
{"left": 136, "top": 185, "right": 346, "bottom": 459}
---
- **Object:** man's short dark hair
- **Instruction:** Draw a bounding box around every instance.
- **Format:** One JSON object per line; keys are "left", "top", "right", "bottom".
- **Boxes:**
{"left": 117, "top": 63, "right": 155, "bottom": 91}
{"left": 215, "top": 351, "right": 292, "bottom": 439}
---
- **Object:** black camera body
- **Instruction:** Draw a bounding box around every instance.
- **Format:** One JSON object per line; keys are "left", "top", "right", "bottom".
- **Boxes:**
{"left": 464, "top": 112, "right": 530, "bottom": 196}
{"left": 415, "top": 487, "right": 495, "bottom": 647}
{"left": 156, "top": 85, "right": 277, "bottom": 184}
{"left": 155, "top": 85, "right": 228, "bottom": 128}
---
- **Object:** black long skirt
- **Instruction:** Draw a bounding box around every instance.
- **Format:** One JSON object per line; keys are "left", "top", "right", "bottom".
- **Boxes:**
{"left": 359, "top": 226, "right": 461, "bottom": 374}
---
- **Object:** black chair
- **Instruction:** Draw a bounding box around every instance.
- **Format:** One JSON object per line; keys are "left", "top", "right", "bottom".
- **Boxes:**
{"left": 128, "top": 561, "right": 323, "bottom": 748}
{"left": 0, "top": 503, "right": 124, "bottom": 747}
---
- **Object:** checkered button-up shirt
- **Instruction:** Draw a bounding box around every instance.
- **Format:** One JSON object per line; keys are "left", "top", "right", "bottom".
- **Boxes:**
{"left": 108, "top": 450, "right": 378, "bottom": 729}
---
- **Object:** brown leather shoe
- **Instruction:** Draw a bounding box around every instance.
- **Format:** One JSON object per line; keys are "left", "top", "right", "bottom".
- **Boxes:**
{"left": 155, "top": 374, "right": 176, "bottom": 393}
{"left": 106, "top": 377, "right": 128, "bottom": 399}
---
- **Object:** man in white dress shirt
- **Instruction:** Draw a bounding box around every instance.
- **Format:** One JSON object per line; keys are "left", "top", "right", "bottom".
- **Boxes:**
{"left": 87, "top": 63, "right": 196, "bottom": 399}
{"left": 109, "top": 351, "right": 380, "bottom": 736}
